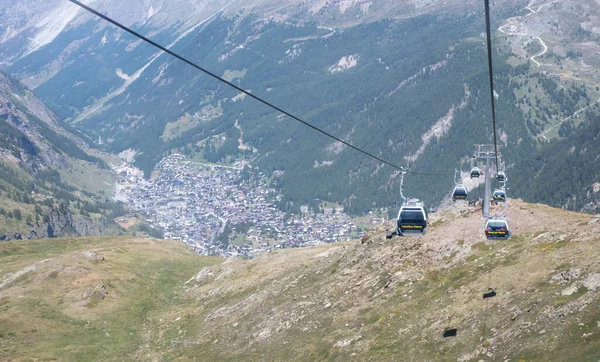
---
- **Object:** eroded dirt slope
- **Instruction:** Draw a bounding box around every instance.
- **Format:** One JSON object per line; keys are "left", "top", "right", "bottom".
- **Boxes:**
{"left": 170, "top": 199, "right": 600, "bottom": 361}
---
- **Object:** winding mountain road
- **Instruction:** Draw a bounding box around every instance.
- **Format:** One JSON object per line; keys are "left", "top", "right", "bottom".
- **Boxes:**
{"left": 530, "top": 36, "right": 548, "bottom": 67}
{"left": 498, "top": 0, "right": 554, "bottom": 67}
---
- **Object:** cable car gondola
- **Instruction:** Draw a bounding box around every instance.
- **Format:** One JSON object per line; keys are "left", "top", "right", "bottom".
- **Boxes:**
{"left": 492, "top": 189, "right": 506, "bottom": 202}
{"left": 470, "top": 167, "right": 481, "bottom": 178}
{"left": 452, "top": 185, "right": 468, "bottom": 201}
{"left": 485, "top": 218, "right": 510, "bottom": 240}
{"left": 396, "top": 199, "right": 428, "bottom": 236}
{"left": 496, "top": 171, "right": 506, "bottom": 182}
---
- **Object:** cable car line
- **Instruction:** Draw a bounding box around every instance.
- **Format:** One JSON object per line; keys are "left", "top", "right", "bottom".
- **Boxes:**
{"left": 68, "top": 0, "right": 452, "bottom": 178}
{"left": 478, "top": 0, "right": 509, "bottom": 344}
{"left": 483, "top": 0, "right": 501, "bottom": 173}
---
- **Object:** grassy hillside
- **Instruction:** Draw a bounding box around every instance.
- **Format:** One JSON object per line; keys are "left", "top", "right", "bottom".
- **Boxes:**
{"left": 2, "top": 201, "right": 600, "bottom": 360}
{"left": 0, "top": 237, "right": 221, "bottom": 361}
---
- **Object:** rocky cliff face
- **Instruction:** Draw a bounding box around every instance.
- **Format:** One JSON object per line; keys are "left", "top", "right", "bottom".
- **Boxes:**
{"left": 0, "top": 71, "right": 117, "bottom": 241}
{"left": 0, "top": 207, "right": 106, "bottom": 241}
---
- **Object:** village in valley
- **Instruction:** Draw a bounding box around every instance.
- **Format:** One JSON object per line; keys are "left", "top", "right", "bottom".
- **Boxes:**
{"left": 114, "top": 154, "right": 366, "bottom": 257}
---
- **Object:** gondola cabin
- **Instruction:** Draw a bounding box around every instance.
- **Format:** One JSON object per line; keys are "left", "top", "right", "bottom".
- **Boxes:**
{"left": 396, "top": 199, "right": 427, "bottom": 236}
{"left": 452, "top": 185, "right": 468, "bottom": 201}
{"left": 497, "top": 171, "right": 506, "bottom": 182}
{"left": 485, "top": 218, "right": 510, "bottom": 240}
{"left": 470, "top": 167, "right": 481, "bottom": 178}
{"left": 492, "top": 189, "right": 506, "bottom": 202}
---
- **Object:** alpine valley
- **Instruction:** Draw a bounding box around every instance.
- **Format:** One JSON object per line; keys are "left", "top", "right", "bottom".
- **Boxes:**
{"left": 1, "top": 0, "right": 599, "bottom": 217}
{"left": 2, "top": 1, "right": 600, "bottom": 361}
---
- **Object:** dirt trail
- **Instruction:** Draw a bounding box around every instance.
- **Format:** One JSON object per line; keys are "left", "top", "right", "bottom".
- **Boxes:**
{"left": 537, "top": 97, "right": 600, "bottom": 140}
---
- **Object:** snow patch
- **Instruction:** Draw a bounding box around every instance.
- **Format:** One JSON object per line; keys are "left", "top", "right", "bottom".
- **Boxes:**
{"left": 327, "top": 141, "right": 346, "bottom": 154}
{"left": 329, "top": 54, "right": 359, "bottom": 73}
{"left": 147, "top": 6, "right": 157, "bottom": 19}
{"left": 116, "top": 69, "right": 130, "bottom": 81}
{"left": 314, "top": 160, "right": 334, "bottom": 168}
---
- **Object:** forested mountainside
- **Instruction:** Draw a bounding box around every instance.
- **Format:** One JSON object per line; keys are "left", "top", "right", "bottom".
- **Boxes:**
{"left": 0, "top": 0, "right": 599, "bottom": 214}
{"left": 0, "top": 71, "right": 125, "bottom": 240}
{"left": 512, "top": 113, "right": 600, "bottom": 213}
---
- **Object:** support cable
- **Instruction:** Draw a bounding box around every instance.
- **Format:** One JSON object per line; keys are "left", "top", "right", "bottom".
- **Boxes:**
{"left": 483, "top": 0, "right": 500, "bottom": 172}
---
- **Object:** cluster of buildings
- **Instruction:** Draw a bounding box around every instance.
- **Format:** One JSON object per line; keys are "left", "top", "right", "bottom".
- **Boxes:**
{"left": 118, "top": 154, "right": 361, "bottom": 257}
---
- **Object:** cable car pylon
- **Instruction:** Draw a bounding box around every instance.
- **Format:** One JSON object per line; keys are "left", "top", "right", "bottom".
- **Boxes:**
{"left": 474, "top": 144, "right": 495, "bottom": 218}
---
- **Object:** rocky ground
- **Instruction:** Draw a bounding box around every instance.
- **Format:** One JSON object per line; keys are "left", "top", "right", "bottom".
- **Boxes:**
{"left": 168, "top": 199, "right": 600, "bottom": 361}
{"left": 1, "top": 199, "right": 600, "bottom": 361}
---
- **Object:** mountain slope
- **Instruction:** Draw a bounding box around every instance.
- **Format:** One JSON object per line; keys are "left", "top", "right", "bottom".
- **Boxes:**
{"left": 3, "top": 0, "right": 530, "bottom": 213}
{"left": 0, "top": 236, "right": 221, "bottom": 360}
{"left": 0, "top": 71, "right": 105, "bottom": 168}
{"left": 2, "top": 200, "right": 600, "bottom": 360}
{"left": 168, "top": 200, "right": 600, "bottom": 361}
{"left": 2, "top": 0, "right": 599, "bottom": 215}
{"left": 0, "top": 70, "right": 123, "bottom": 240}
{"left": 511, "top": 113, "right": 600, "bottom": 213}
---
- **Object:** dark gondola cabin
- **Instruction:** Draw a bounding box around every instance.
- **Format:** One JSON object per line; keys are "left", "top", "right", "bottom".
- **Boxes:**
{"left": 396, "top": 199, "right": 427, "bottom": 236}
{"left": 496, "top": 171, "right": 506, "bottom": 182}
{"left": 492, "top": 189, "right": 506, "bottom": 202}
{"left": 485, "top": 218, "right": 510, "bottom": 240}
{"left": 452, "top": 185, "right": 468, "bottom": 201}
{"left": 470, "top": 167, "right": 481, "bottom": 178}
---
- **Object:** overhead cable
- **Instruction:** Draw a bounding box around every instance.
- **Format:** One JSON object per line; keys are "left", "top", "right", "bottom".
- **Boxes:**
{"left": 483, "top": 0, "right": 500, "bottom": 172}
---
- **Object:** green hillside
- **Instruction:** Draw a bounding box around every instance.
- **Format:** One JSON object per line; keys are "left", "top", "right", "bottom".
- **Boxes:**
{"left": 4, "top": 1, "right": 599, "bottom": 215}
{"left": 0, "top": 236, "right": 221, "bottom": 361}
{"left": 2, "top": 201, "right": 600, "bottom": 360}
{"left": 511, "top": 113, "right": 600, "bottom": 212}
